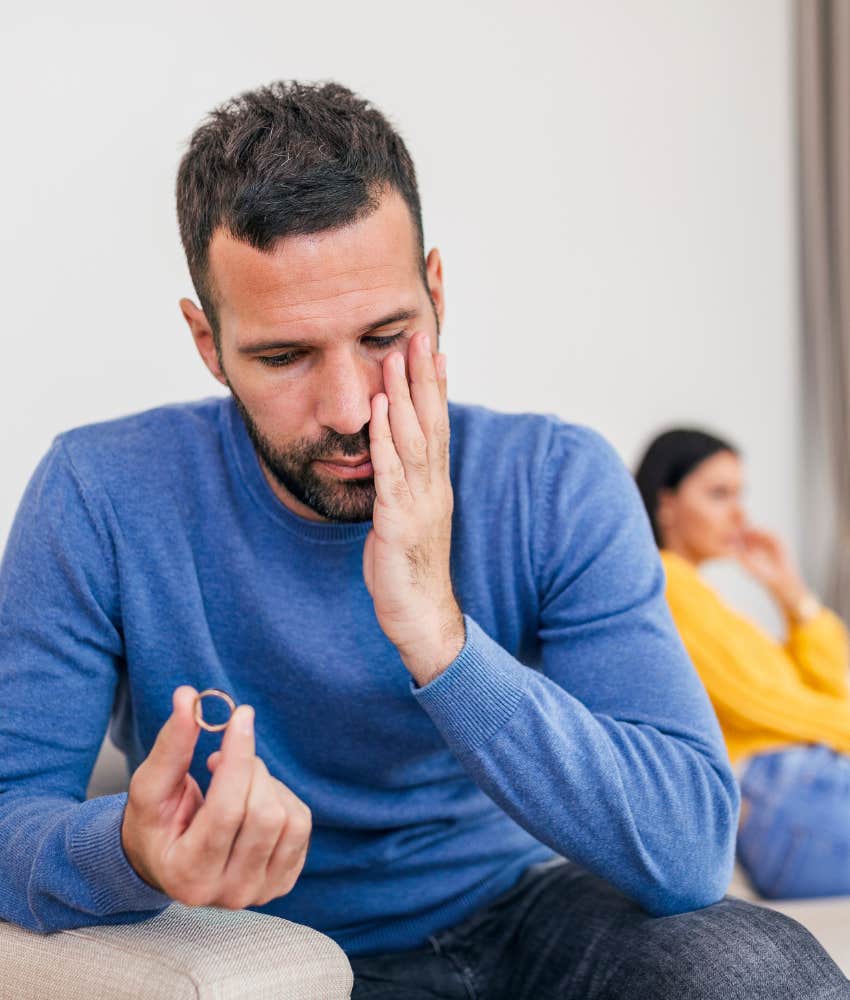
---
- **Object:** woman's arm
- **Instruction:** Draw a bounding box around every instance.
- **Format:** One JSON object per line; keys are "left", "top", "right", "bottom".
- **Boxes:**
{"left": 733, "top": 527, "right": 850, "bottom": 700}
{"left": 671, "top": 602, "right": 850, "bottom": 753}
{"left": 784, "top": 606, "right": 850, "bottom": 700}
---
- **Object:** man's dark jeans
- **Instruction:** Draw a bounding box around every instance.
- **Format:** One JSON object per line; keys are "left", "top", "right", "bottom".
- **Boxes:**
{"left": 350, "top": 857, "right": 850, "bottom": 998}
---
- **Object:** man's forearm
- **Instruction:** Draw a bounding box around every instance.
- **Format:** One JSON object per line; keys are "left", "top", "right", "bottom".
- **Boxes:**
{"left": 411, "top": 614, "right": 740, "bottom": 917}
{"left": 0, "top": 792, "right": 170, "bottom": 933}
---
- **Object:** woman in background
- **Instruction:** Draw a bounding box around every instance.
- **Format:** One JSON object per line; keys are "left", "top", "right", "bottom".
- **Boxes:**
{"left": 635, "top": 428, "right": 850, "bottom": 899}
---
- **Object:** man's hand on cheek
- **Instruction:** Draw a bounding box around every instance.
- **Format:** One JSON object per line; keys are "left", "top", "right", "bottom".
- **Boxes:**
{"left": 363, "top": 331, "right": 466, "bottom": 686}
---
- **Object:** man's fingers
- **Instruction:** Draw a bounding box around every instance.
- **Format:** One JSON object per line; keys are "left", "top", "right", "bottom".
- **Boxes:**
{"left": 407, "top": 333, "right": 445, "bottom": 480}
{"left": 179, "top": 704, "right": 256, "bottom": 865}
{"left": 136, "top": 686, "right": 200, "bottom": 801}
{"left": 262, "top": 787, "right": 312, "bottom": 901}
{"left": 218, "top": 757, "right": 286, "bottom": 905}
{"left": 369, "top": 391, "right": 410, "bottom": 509}
{"left": 384, "top": 347, "right": 430, "bottom": 495}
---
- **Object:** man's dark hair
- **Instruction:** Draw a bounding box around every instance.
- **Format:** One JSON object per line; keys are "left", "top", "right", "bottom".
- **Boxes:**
{"left": 176, "top": 80, "right": 426, "bottom": 349}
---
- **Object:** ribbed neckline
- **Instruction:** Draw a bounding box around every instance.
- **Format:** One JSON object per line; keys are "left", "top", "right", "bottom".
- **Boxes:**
{"left": 659, "top": 548, "right": 718, "bottom": 602}
{"left": 659, "top": 548, "right": 699, "bottom": 575}
{"left": 220, "top": 395, "right": 374, "bottom": 544}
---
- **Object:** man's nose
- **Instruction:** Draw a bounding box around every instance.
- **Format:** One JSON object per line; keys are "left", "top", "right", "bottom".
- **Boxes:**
{"left": 314, "top": 350, "right": 383, "bottom": 437}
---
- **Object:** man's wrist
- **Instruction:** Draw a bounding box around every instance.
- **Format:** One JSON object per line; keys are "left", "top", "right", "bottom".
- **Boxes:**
{"left": 121, "top": 805, "right": 163, "bottom": 892}
{"left": 401, "top": 610, "right": 467, "bottom": 687}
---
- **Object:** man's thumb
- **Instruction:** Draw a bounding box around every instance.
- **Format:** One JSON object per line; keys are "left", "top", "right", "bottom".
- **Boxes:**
{"left": 138, "top": 686, "right": 200, "bottom": 797}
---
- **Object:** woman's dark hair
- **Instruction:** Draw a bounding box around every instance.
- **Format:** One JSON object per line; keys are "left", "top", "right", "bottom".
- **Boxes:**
{"left": 175, "top": 80, "right": 425, "bottom": 349}
{"left": 634, "top": 428, "right": 739, "bottom": 546}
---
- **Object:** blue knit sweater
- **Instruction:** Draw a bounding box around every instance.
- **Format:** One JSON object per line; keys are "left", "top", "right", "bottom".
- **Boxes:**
{"left": 0, "top": 396, "right": 738, "bottom": 955}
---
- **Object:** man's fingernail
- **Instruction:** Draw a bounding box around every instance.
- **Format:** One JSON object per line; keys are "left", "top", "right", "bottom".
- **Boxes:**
{"left": 236, "top": 706, "right": 254, "bottom": 734}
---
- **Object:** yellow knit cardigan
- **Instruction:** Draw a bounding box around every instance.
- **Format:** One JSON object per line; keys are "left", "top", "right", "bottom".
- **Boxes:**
{"left": 660, "top": 548, "right": 850, "bottom": 763}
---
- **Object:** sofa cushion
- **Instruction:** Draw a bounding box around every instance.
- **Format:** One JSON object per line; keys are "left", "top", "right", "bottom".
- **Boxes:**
{"left": 0, "top": 903, "right": 353, "bottom": 999}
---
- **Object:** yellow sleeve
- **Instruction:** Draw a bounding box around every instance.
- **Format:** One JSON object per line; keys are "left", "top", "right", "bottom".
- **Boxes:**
{"left": 784, "top": 607, "right": 850, "bottom": 700}
{"left": 676, "top": 614, "right": 850, "bottom": 753}
{"left": 667, "top": 590, "right": 850, "bottom": 755}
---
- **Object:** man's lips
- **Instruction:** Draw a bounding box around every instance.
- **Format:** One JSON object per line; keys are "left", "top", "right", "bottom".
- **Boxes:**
{"left": 321, "top": 455, "right": 370, "bottom": 467}
{"left": 316, "top": 456, "right": 374, "bottom": 479}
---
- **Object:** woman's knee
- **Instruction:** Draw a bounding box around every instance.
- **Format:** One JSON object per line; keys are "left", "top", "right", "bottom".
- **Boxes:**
{"left": 737, "top": 749, "right": 850, "bottom": 899}
{"left": 738, "top": 817, "right": 850, "bottom": 899}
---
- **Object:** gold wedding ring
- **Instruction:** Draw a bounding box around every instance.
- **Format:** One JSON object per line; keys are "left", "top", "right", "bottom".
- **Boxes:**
{"left": 193, "top": 688, "right": 237, "bottom": 732}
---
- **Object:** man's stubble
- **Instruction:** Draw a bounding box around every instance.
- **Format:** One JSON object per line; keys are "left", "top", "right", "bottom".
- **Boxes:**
{"left": 230, "top": 389, "right": 377, "bottom": 523}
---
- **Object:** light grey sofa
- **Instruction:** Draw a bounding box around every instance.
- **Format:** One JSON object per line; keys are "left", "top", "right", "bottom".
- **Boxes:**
{"left": 0, "top": 740, "right": 354, "bottom": 999}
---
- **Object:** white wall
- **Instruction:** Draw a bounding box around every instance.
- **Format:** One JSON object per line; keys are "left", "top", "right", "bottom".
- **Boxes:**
{"left": 1, "top": 0, "right": 799, "bottom": 631}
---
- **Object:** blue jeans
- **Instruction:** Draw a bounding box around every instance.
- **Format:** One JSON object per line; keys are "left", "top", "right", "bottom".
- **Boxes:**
{"left": 349, "top": 856, "right": 849, "bottom": 998}
{"left": 738, "top": 743, "right": 850, "bottom": 899}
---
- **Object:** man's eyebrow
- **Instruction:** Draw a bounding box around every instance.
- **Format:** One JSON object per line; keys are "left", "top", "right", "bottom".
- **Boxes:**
{"left": 238, "top": 309, "right": 419, "bottom": 354}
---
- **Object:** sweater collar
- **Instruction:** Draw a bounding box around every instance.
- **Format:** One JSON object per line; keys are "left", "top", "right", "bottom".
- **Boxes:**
{"left": 659, "top": 548, "right": 704, "bottom": 577}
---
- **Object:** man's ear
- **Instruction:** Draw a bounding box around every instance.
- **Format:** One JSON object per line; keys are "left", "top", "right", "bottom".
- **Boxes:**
{"left": 179, "top": 298, "right": 228, "bottom": 386}
{"left": 425, "top": 248, "right": 445, "bottom": 329}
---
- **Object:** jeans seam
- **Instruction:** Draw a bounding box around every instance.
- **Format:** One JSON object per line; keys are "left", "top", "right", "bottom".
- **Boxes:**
{"left": 441, "top": 949, "right": 478, "bottom": 1000}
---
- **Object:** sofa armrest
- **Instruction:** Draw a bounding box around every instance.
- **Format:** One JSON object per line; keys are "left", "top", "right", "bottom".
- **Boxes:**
{"left": 0, "top": 903, "right": 353, "bottom": 999}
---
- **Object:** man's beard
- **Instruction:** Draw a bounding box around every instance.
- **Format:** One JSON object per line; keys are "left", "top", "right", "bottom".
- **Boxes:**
{"left": 230, "top": 391, "right": 376, "bottom": 523}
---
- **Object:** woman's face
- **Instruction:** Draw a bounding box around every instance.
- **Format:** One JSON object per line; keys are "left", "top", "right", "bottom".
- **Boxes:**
{"left": 657, "top": 450, "right": 747, "bottom": 563}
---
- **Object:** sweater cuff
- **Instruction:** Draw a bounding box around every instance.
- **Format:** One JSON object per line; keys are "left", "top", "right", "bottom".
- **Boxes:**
{"left": 787, "top": 604, "right": 833, "bottom": 634}
{"left": 69, "top": 793, "right": 172, "bottom": 915}
{"left": 410, "top": 613, "right": 529, "bottom": 750}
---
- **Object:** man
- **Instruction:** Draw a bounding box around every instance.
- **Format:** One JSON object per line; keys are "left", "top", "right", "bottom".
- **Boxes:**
{"left": 0, "top": 80, "right": 845, "bottom": 998}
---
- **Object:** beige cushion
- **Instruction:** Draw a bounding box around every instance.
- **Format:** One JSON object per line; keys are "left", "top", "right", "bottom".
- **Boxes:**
{"left": 728, "top": 863, "right": 850, "bottom": 976}
{"left": 0, "top": 903, "right": 353, "bottom": 999}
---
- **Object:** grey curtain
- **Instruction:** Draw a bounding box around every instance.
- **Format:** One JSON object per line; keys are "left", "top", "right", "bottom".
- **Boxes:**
{"left": 798, "top": 0, "right": 850, "bottom": 618}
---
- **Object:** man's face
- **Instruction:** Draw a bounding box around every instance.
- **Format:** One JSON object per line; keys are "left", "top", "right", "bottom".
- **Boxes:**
{"left": 183, "top": 189, "right": 444, "bottom": 523}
